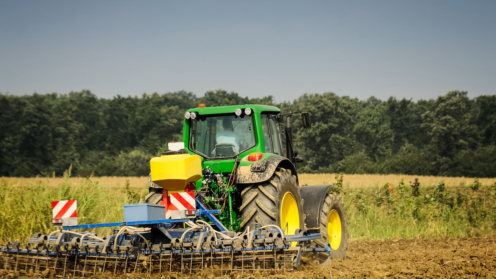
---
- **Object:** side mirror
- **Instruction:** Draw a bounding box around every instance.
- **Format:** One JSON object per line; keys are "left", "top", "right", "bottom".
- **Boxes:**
{"left": 301, "top": 112, "right": 311, "bottom": 128}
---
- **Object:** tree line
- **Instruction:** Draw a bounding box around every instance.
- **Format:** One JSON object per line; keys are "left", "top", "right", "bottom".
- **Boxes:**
{"left": 0, "top": 90, "right": 495, "bottom": 177}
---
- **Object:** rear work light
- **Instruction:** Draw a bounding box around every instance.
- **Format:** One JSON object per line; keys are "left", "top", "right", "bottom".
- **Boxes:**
{"left": 186, "top": 210, "right": 196, "bottom": 216}
{"left": 248, "top": 153, "right": 263, "bottom": 162}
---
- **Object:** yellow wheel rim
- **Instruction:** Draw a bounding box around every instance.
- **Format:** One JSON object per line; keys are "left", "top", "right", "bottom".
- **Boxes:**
{"left": 280, "top": 192, "right": 299, "bottom": 247}
{"left": 328, "top": 209, "right": 342, "bottom": 250}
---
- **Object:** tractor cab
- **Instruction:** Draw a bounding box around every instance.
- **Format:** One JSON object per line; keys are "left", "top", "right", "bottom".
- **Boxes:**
{"left": 184, "top": 104, "right": 309, "bottom": 164}
{"left": 185, "top": 105, "right": 284, "bottom": 161}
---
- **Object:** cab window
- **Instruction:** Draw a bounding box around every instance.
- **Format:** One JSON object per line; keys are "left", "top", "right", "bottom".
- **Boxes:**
{"left": 261, "top": 114, "right": 283, "bottom": 155}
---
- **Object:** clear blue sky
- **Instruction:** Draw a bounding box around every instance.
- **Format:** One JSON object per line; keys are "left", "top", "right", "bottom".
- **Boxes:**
{"left": 1, "top": 0, "right": 495, "bottom": 102}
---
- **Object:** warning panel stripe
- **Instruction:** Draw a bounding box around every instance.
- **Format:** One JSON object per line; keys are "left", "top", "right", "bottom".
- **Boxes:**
{"left": 54, "top": 200, "right": 75, "bottom": 219}
{"left": 174, "top": 194, "right": 195, "bottom": 210}
{"left": 181, "top": 192, "right": 196, "bottom": 208}
{"left": 170, "top": 192, "right": 195, "bottom": 210}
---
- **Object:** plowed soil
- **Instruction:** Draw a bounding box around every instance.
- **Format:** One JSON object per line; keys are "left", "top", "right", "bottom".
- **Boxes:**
{"left": 2, "top": 236, "right": 495, "bottom": 278}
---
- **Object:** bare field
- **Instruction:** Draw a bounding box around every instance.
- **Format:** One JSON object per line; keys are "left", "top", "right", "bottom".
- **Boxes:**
{"left": 2, "top": 174, "right": 495, "bottom": 189}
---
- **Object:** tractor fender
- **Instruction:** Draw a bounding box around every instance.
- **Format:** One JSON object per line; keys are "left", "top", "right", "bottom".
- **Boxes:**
{"left": 236, "top": 155, "right": 298, "bottom": 185}
{"left": 300, "top": 185, "right": 336, "bottom": 231}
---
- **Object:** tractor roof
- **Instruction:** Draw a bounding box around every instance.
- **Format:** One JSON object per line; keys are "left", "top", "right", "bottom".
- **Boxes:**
{"left": 187, "top": 104, "right": 280, "bottom": 115}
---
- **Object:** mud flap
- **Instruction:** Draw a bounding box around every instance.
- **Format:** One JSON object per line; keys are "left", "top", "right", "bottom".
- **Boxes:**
{"left": 300, "top": 185, "right": 334, "bottom": 231}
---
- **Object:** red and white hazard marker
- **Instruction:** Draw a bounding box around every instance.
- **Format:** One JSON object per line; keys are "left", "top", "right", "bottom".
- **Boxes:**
{"left": 169, "top": 192, "right": 195, "bottom": 211}
{"left": 52, "top": 200, "right": 77, "bottom": 219}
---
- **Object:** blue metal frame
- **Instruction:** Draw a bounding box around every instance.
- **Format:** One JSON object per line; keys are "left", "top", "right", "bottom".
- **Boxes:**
{"left": 195, "top": 196, "right": 228, "bottom": 231}
{"left": 60, "top": 200, "right": 225, "bottom": 230}
{"left": 62, "top": 218, "right": 190, "bottom": 230}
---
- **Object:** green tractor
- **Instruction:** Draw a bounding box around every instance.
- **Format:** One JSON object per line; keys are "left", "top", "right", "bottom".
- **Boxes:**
{"left": 146, "top": 104, "right": 349, "bottom": 259}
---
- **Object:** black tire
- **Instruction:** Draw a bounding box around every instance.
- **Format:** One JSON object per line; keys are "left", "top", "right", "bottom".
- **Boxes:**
{"left": 315, "top": 193, "right": 349, "bottom": 259}
{"left": 240, "top": 168, "right": 304, "bottom": 234}
{"left": 145, "top": 174, "right": 164, "bottom": 204}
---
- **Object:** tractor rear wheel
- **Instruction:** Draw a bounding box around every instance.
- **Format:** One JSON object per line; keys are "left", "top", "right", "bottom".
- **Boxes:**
{"left": 145, "top": 174, "right": 163, "bottom": 204}
{"left": 315, "top": 193, "right": 349, "bottom": 259}
{"left": 240, "top": 168, "right": 304, "bottom": 237}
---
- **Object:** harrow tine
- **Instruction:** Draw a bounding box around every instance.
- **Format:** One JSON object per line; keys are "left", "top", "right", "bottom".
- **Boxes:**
{"left": 24, "top": 245, "right": 29, "bottom": 272}
{"left": 263, "top": 248, "right": 266, "bottom": 270}
{"left": 149, "top": 248, "right": 153, "bottom": 275}
{"left": 73, "top": 251, "right": 78, "bottom": 278}
{"left": 189, "top": 251, "right": 193, "bottom": 274}
{"left": 283, "top": 247, "right": 286, "bottom": 272}
{"left": 133, "top": 247, "right": 140, "bottom": 274}
{"left": 15, "top": 243, "right": 20, "bottom": 272}
{"left": 253, "top": 250, "right": 256, "bottom": 270}
{"left": 62, "top": 253, "right": 68, "bottom": 277}
{"left": 273, "top": 248, "right": 277, "bottom": 269}
{"left": 159, "top": 253, "right": 162, "bottom": 274}
{"left": 93, "top": 250, "right": 99, "bottom": 275}
{"left": 82, "top": 248, "right": 88, "bottom": 278}
{"left": 102, "top": 252, "right": 108, "bottom": 273}
{"left": 113, "top": 254, "right": 118, "bottom": 276}
{"left": 180, "top": 252, "right": 184, "bottom": 273}
{"left": 45, "top": 247, "right": 51, "bottom": 275}
{"left": 34, "top": 248, "right": 40, "bottom": 274}
{"left": 124, "top": 248, "right": 129, "bottom": 275}
{"left": 52, "top": 251, "right": 59, "bottom": 274}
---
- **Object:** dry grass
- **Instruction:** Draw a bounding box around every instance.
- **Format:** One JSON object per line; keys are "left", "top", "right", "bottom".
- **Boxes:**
{"left": 2, "top": 174, "right": 495, "bottom": 190}
{"left": 0, "top": 176, "right": 149, "bottom": 189}
{"left": 299, "top": 174, "right": 496, "bottom": 188}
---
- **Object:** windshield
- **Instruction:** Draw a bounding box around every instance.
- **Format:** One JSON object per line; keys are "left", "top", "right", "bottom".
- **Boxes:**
{"left": 190, "top": 114, "right": 255, "bottom": 158}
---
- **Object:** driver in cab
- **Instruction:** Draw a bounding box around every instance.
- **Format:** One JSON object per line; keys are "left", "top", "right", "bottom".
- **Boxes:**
{"left": 216, "top": 118, "right": 244, "bottom": 152}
